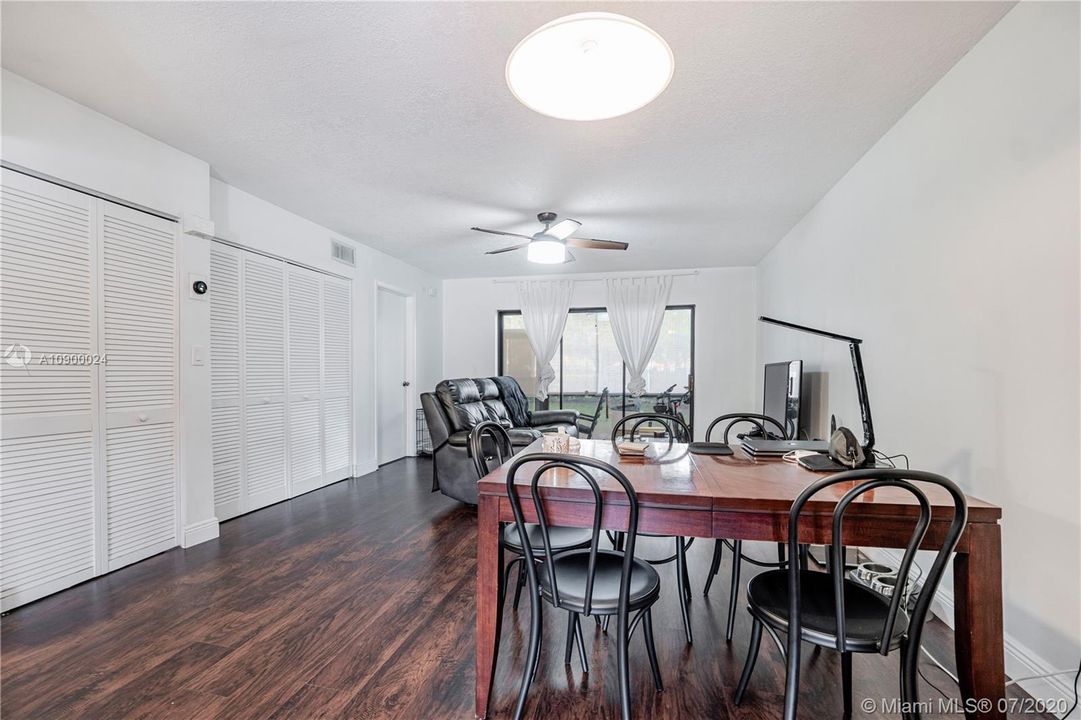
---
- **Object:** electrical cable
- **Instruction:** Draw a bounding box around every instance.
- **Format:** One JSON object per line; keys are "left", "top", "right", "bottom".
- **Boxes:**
{"left": 920, "top": 645, "right": 960, "bottom": 684}
{"left": 920, "top": 635, "right": 1081, "bottom": 720}
{"left": 918, "top": 660, "right": 955, "bottom": 702}
{"left": 868, "top": 447, "right": 1080, "bottom": 719}
{"left": 1060, "top": 659, "right": 1080, "bottom": 719}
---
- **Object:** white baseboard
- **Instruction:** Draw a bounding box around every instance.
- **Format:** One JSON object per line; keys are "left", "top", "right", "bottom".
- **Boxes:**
{"left": 181, "top": 518, "right": 219, "bottom": 548}
{"left": 354, "top": 461, "right": 379, "bottom": 478}
{"left": 862, "top": 548, "right": 1075, "bottom": 704}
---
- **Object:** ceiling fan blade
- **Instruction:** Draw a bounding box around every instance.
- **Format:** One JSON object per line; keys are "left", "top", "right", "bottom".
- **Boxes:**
{"left": 471, "top": 227, "right": 533, "bottom": 240}
{"left": 565, "top": 237, "right": 629, "bottom": 251}
{"left": 562, "top": 249, "right": 576, "bottom": 263}
{"left": 547, "top": 218, "right": 582, "bottom": 240}
{"left": 484, "top": 243, "right": 528, "bottom": 255}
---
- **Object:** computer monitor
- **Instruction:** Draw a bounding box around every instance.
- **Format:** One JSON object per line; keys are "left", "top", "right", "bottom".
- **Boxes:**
{"left": 763, "top": 360, "right": 803, "bottom": 440}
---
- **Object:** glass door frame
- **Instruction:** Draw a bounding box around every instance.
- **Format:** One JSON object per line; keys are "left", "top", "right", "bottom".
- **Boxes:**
{"left": 496, "top": 304, "right": 696, "bottom": 436}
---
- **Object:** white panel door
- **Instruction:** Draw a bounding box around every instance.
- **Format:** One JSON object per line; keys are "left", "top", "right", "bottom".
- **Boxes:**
{"left": 322, "top": 276, "right": 352, "bottom": 482}
{"left": 243, "top": 253, "right": 288, "bottom": 509}
{"left": 210, "top": 244, "right": 244, "bottom": 520}
{"left": 99, "top": 201, "right": 177, "bottom": 570}
{"left": 287, "top": 266, "right": 324, "bottom": 496}
{"left": 0, "top": 169, "right": 97, "bottom": 610}
{"left": 376, "top": 288, "right": 407, "bottom": 464}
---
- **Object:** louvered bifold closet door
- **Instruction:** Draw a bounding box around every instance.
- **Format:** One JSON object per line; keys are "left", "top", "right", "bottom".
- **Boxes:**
{"left": 100, "top": 201, "right": 178, "bottom": 570}
{"left": 210, "top": 244, "right": 244, "bottom": 520}
{"left": 243, "top": 253, "right": 288, "bottom": 509}
{"left": 287, "top": 266, "right": 324, "bottom": 496}
{"left": 322, "top": 276, "right": 352, "bottom": 482}
{"left": 0, "top": 169, "right": 97, "bottom": 611}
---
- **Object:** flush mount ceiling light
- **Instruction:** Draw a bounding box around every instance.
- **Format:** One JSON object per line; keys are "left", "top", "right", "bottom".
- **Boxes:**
{"left": 506, "top": 12, "right": 674, "bottom": 121}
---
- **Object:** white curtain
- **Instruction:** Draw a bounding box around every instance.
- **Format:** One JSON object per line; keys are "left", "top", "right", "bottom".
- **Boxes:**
{"left": 516, "top": 279, "right": 574, "bottom": 401}
{"left": 606, "top": 275, "right": 673, "bottom": 397}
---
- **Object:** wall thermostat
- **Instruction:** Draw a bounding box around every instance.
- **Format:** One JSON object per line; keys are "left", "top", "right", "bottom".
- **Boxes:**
{"left": 188, "top": 274, "right": 209, "bottom": 300}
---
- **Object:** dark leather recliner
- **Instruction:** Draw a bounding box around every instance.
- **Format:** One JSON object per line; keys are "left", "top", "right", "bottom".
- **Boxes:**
{"left": 420, "top": 377, "right": 579, "bottom": 505}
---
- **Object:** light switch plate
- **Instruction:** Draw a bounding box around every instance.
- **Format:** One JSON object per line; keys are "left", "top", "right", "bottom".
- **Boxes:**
{"left": 191, "top": 345, "right": 206, "bottom": 366}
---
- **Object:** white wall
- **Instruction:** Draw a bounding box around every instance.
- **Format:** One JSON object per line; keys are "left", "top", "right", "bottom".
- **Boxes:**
{"left": 756, "top": 3, "right": 1079, "bottom": 699}
{"left": 211, "top": 180, "right": 443, "bottom": 474}
{"left": 2, "top": 69, "right": 217, "bottom": 546}
{"left": 1, "top": 70, "right": 210, "bottom": 219}
{"left": 441, "top": 268, "right": 758, "bottom": 433}
{"left": 1, "top": 71, "right": 443, "bottom": 549}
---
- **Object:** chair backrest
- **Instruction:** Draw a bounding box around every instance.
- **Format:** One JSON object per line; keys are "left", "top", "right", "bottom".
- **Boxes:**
{"left": 611, "top": 412, "right": 691, "bottom": 445}
{"left": 578, "top": 388, "right": 610, "bottom": 439}
{"left": 468, "top": 421, "right": 513, "bottom": 479}
{"left": 505, "top": 452, "right": 639, "bottom": 616}
{"left": 786, "top": 468, "right": 968, "bottom": 661}
{"left": 704, "top": 412, "right": 788, "bottom": 443}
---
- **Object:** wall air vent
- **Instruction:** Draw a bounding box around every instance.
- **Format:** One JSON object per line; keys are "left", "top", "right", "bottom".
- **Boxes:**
{"left": 331, "top": 239, "right": 356, "bottom": 267}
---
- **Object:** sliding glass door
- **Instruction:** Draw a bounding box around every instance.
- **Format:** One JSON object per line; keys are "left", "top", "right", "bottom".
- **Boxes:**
{"left": 498, "top": 306, "right": 694, "bottom": 438}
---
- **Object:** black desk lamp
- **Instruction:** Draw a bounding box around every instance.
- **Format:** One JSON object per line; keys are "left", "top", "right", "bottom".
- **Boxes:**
{"left": 758, "top": 316, "right": 875, "bottom": 462}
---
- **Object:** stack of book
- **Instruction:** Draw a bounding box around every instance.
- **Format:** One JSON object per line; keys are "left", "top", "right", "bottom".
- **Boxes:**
{"left": 614, "top": 441, "right": 649, "bottom": 456}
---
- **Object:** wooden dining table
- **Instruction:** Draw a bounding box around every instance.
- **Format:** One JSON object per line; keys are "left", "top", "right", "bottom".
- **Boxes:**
{"left": 475, "top": 438, "right": 1005, "bottom": 719}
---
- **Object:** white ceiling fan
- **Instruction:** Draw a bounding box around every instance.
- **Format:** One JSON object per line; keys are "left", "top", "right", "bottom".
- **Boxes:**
{"left": 471, "top": 212, "right": 629, "bottom": 264}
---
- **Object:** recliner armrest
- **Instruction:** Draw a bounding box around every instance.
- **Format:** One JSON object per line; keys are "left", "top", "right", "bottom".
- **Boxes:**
{"left": 421, "top": 393, "right": 452, "bottom": 448}
{"left": 447, "top": 431, "right": 470, "bottom": 448}
{"left": 529, "top": 409, "right": 580, "bottom": 426}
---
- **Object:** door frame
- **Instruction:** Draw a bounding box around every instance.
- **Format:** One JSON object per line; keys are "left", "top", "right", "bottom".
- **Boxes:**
{"left": 373, "top": 282, "right": 417, "bottom": 464}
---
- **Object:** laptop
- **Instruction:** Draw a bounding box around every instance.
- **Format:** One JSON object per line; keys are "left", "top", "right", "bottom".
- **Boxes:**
{"left": 740, "top": 437, "right": 828, "bottom": 457}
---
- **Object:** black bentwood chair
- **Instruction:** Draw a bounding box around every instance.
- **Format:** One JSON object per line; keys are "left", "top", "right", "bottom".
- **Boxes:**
{"left": 701, "top": 413, "right": 802, "bottom": 641}
{"left": 610, "top": 412, "right": 696, "bottom": 644}
{"left": 505, "top": 452, "right": 664, "bottom": 720}
{"left": 469, "top": 422, "right": 592, "bottom": 620}
{"left": 733, "top": 468, "right": 968, "bottom": 720}
{"left": 576, "top": 387, "right": 610, "bottom": 439}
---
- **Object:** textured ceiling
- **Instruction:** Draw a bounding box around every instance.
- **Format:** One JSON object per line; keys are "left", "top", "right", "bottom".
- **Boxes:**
{"left": 1, "top": 1, "right": 1012, "bottom": 278}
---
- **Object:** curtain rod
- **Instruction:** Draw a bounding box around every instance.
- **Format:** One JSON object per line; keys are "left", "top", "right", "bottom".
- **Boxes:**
{"left": 490, "top": 269, "right": 699, "bottom": 284}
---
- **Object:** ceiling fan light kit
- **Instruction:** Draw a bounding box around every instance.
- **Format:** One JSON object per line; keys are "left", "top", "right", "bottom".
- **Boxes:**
{"left": 472, "top": 212, "right": 630, "bottom": 264}
{"left": 526, "top": 238, "right": 567, "bottom": 264}
{"left": 506, "top": 12, "right": 674, "bottom": 121}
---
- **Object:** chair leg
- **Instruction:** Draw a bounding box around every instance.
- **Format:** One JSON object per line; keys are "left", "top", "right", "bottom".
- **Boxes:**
{"left": 680, "top": 545, "right": 692, "bottom": 602}
{"left": 799, "top": 543, "right": 810, "bottom": 571}
{"left": 513, "top": 589, "right": 542, "bottom": 720}
{"left": 841, "top": 651, "right": 853, "bottom": 718}
{"left": 782, "top": 629, "right": 802, "bottom": 720}
{"left": 642, "top": 608, "right": 663, "bottom": 692}
{"left": 617, "top": 609, "right": 632, "bottom": 720}
{"left": 675, "top": 537, "right": 693, "bottom": 644}
{"left": 734, "top": 616, "right": 763, "bottom": 705}
{"left": 704, "top": 539, "right": 723, "bottom": 596}
{"left": 501, "top": 557, "right": 521, "bottom": 607}
{"left": 726, "top": 540, "right": 743, "bottom": 642}
{"left": 602, "top": 615, "right": 610, "bottom": 633}
{"left": 564, "top": 611, "right": 576, "bottom": 666}
{"left": 573, "top": 614, "right": 589, "bottom": 674}
{"left": 512, "top": 562, "right": 526, "bottom": 611}
{"left": 776, "top": 542, "right": 786, "bottom": 565}
{"left": 529, "top": 602, "right": 544, "bottom": 685}
{"left": 899, "top": 640, "right": 919, "bottom": 720}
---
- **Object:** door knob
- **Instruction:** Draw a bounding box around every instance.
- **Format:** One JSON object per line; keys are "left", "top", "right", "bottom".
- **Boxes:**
{"left": 402, "top": 381, "right": 410, "bottom": 387}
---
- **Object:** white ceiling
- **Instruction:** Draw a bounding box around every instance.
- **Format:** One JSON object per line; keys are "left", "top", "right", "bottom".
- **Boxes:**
{"left": 1, "top": 1, "right": 1012, "bottom": 278}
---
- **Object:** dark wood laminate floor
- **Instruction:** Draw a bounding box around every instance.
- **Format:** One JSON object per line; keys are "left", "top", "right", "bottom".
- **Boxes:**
{"left": 1, "top": 458, "right": 1050, "bottom": 719}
